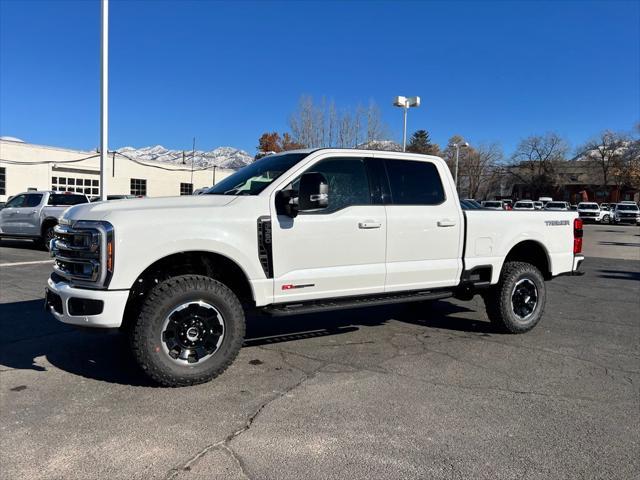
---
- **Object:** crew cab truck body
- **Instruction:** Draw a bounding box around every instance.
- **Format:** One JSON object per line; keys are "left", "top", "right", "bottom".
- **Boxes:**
{"left": 46, "top": 149, "right": 584, "bottom": 386}
{"left": 0, "top": 191, "right": 89, "bottom": 248}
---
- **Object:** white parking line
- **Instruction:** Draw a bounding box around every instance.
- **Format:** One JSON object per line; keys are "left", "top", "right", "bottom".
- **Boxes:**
{"left": 0, "top": 260, "right": 53, "bottom": 267}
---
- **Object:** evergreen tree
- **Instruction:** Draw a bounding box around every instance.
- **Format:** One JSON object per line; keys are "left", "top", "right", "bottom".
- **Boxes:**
{"left": 407, "top": 130, "right": 440, "bottom": 155}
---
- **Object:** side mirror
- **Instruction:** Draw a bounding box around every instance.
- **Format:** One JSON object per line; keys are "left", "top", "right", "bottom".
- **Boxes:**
{"left": 275, "top": 189, "right": 299, "bottom": 218}
{"left": 298, "top": 172, "right": 329, "bottom": 211}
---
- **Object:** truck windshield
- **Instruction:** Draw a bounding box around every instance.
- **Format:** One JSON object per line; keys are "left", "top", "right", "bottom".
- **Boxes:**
{"left": 617, "top": 204, "right": 639, "bottom": 211}
{"left": 206, "top": 152, "right": 310, "bottom": 196}
{"left": 579, "top": 203, "right": 598, "bottom": 210}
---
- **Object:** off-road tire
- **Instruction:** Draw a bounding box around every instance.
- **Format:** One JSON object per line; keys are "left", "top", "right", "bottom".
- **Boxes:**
{"left": 482, "top": 261, "right": 546, "bottom": 334}
{"left": 131, "top": 274, "right": 245, "bottom": 387}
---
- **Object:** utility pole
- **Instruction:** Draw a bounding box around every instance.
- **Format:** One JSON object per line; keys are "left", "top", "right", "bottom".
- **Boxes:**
{"left": 191, "top": 137, "right": 196, "bottom": 185}
{"left": 212, "top": 165, "right": 216, "bottom": 185}
{"left": 99, "top": 0, "right": 109, "bottom": 201}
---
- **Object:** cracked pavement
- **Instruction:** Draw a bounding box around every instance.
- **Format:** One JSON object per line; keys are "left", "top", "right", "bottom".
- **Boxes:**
{"left": 1, "top": 225, "right": 639, "bottom": 479}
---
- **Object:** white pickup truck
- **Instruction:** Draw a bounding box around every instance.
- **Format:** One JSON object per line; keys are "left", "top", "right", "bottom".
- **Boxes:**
{"left": 0, "top": 191, "right": 89, "bottom": 248}
{"left": 46, "top": 149, "right": 584, "bottom": 386}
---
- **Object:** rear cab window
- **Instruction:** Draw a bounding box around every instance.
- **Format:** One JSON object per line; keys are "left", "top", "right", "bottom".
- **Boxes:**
{"left": 384, "top": 159, "right": 445, "bottom": 205}
{"left": 48, "top": 194, "right": 89, "bottom": 206}
{"left": 24, "top": 194, "right": 44, "bottom": 207}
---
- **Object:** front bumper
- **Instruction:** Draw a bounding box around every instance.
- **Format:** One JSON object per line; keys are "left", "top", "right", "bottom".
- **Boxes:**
{"left": 615, "top": 217, "right": 640, "bottom": 224}
{"left": 46, "top": 276, "right": 129, "bottom": 328}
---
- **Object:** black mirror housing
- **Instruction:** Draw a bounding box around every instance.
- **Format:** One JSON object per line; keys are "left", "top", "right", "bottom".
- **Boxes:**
{"left": 275, "top": 189, "right": 299, "bottom": 218}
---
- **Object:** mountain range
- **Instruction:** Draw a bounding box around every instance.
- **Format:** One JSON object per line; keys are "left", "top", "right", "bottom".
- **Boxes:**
{"left": 116, "top": 145, "right": 253, "bottom": 169}
{"left": 116, "top": 140, "right": 403, "bottom": 170}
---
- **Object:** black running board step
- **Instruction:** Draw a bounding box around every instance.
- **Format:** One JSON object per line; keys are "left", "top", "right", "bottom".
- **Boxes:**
{"left": 263, "top": 289, "right": 453, "bottom": 316}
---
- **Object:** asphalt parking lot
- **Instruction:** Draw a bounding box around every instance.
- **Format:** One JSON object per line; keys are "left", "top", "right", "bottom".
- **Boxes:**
{"left": 1, "top": 224, "right": 638, "bottom": 480}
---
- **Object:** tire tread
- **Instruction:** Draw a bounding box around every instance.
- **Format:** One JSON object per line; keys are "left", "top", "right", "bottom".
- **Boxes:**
{"left": 484, "top": 261, "right": 546, "bottom": 334}
{"left": 131, "top": 274, "right": 245, "bottom": 387}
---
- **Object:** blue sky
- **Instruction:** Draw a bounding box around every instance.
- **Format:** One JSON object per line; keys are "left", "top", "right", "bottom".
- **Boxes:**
{"left": 1, "top": 0, "right": 638, "bottom": 156}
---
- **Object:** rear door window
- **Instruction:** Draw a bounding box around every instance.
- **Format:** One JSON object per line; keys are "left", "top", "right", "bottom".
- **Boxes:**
{"left": 24, "top": 194, "right": 44, "bottom": 207}
{"left": 385, "top": 160, "right": 445, "bottom": 205}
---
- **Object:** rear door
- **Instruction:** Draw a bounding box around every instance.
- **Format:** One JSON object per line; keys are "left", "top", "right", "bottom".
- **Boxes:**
{"left": 270, "top": 155, "right": 387, "bottom": 303}
{"left": 380, "top": 156, "right": 464, "bottom": 292}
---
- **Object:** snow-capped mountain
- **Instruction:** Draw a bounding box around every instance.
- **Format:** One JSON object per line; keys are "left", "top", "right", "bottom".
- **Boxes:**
{"left": 117, "top": 145, "right": 253, "bottom": 169}
{"left": 357, "top": 140, "right": 403, "bottom": 151}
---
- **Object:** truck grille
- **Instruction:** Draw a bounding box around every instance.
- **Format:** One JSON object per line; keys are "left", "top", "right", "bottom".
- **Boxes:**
{"left": 51, "top": 222, "right": 113, "bottom": 287}
{"left": 579, "top": 212, "right": 597, "bottom": 217}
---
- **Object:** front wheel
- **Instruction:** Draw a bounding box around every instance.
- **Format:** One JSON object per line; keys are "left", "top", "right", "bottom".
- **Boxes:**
{"left": 482, "top": 261, "right": 546, "bottom": 333}
{"left": 37, "top": 224, "right": 56, "bottom": 250}
{"left": 130, "top": 274, "right": 246, "bottom": 387}
{"left": 602, "top": 214, "right": 610, "bottom": 224}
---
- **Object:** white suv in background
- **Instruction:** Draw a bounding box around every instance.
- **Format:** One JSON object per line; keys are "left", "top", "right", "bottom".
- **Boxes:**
{"left": 577, "top": 202, "right": 604, "bottom": 223}
{"left": 612, "top": 203, "right": 640, "bottom": 225}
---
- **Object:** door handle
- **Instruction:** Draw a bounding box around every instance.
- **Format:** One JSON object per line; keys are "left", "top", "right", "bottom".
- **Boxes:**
{"left": 437, "top": 219, "right": 457, "bottom": 227}
{"left": 359, "top": 221, "right": 382, "bottom": 229}
{"left": 30, "top": 210, "right": 38, "bottom": 214}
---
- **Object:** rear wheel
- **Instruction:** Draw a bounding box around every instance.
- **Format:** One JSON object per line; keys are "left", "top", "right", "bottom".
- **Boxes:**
{"left": 131, "top": 274, "right": 245, "bottom": 387}
{"left": 483, "top": 261, "right": 546, "bottom": 333}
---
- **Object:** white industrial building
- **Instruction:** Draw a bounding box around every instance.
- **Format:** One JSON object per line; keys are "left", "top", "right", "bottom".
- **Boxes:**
{"left": 0, "top": 138, "right": 235, "bottom": 202}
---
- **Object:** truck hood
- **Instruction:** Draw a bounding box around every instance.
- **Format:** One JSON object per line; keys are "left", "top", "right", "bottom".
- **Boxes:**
{"left": 62, "top": 195, "right": 239, "bottom": 223}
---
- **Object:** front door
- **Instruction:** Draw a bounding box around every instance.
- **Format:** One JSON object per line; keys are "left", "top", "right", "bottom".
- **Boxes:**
{"left": 380, "top": 156, "right": 464, "bottom": 292}
{"left": 14, "top": 193, "right": 44, "bottom": 236}
{"left": 270, "top": 156, "right": 387, "bottom": 303}
{"left": 0, "top": 194, "right": 27, "bottom": 235}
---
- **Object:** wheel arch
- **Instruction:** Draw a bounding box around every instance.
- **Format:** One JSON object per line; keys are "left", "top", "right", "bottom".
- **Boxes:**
{"left": 122, "top": 250, "right": 255, "bottom": 330}
{"left": 41, "top": 217, "right": 58, "bottom": 236}
{"left": 502, "top": 240, "right": 552, "bottom": 280}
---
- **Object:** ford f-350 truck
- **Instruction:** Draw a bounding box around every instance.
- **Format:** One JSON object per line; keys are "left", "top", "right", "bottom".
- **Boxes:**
{"left": 46, "top": 149, "right": 584, "bottom": 386}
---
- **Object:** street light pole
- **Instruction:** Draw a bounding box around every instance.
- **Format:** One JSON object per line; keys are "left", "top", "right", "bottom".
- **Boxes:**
{"left": 454, "top": 144, "right": 460, "bottom": 188}
{"left": 402, "top": 105, "right": 408, "bottom": 152}
{"left": 99, "top": 0, "right": 109, "bottom": 201}
{"left": 393, "top": 96, "right": 420, "bottom": 152}
{"left": 450, "top": 141, "right": 469, "bottom": 191}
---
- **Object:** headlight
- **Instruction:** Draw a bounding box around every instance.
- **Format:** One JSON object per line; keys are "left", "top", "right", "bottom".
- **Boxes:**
{"left": 52, "top": 220, "right": 114, "bottom": 288}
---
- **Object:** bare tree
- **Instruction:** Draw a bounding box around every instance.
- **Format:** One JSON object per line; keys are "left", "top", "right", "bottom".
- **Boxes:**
{"left": 577, "top": 130, "right": 627, "bottom": 187}
{"left": 463, "top": 143, "right": 503, "bottom": 199}
{"left": 366, "top": 101, "right": 385, "bottom": 143}
{"left": 327, "top": 100, "right": 337, "bottom": 148}
{"left": 507, "top": 133, "right": 568, "bottom": 197}
{"left": 289, "top": 95, "right": 388, "bottom": 148}
{"left": 338, "top": 111, "right": 354, "bottom": 148}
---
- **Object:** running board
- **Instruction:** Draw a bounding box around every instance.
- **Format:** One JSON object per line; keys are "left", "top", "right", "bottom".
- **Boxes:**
{"left": 262, "top": 289, "right": 453, "bottom": 316}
